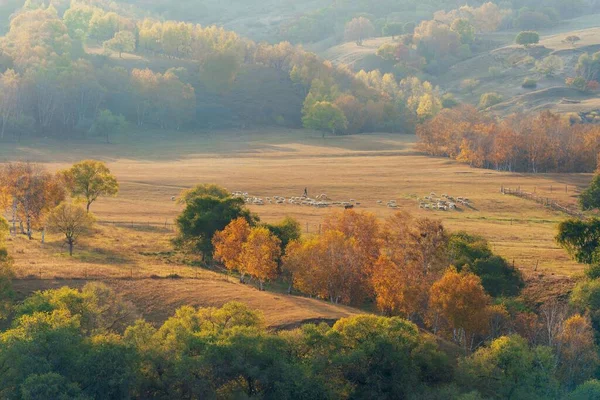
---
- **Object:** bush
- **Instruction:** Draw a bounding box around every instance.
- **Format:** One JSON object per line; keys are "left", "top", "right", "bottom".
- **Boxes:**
{"left": 515, "top": 31, "right": 540, "bottom": 47}
{"left": 479, "top": 92, "right": 503, "bottom": 109}
{"left": 585, "top": 264, "right": 600, "bottom": 280}
{"left": 522, "top": 78, "right": 538, "bottom": 89}
{"left": 567, "top": 76, "right": 589, "bottom": 91}
{"left": 488, "top": 66, "right": 502, "bottom": 78}
{"left": 441, "top": 93, "right": 459, "bottom": 109}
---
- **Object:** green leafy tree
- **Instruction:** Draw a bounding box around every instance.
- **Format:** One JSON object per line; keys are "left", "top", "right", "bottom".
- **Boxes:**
{"left": 449, "top": 232, "right": 524, "bottom": 297}
{"left": 263, "top": 216, "right": 302, "bottom": 252}
{"left": 46, "top": 203, "right": 95, "bottom": 256}
{"left": 178, "top": 183, "right": 230, "bottom": 204}
{"left": 200, "top": 51, "right": 241, "bottom": 92}
{"left": 580, "top": 175, "right": 600, "bottom": 211}
{"left": 556, "top": 218, "right": 600, "bottom": 264}
{"left": 61, "top": 160, "right": 119, "bottom": 213}
{"left": 92, "top": 109, "right": 125, "bottom": 144}
{"left": 451, "top": 19, "right": 475, "bottom": 45}
{"left": 535, "top": 55, "right": 564, "bottom": 77}
{"left": 175, "top": 195, "right": 258, "bottom": 257}
{"left": 459, "top": 335, "right": 559, "bottom": 399}
{"left": 20, "top": 373, "right": 88, "bottom": 400}
{"left": 516, "top": 31, "right": 540, "bottom": 47}
{"left": 382, "top": 23, "right": 403, "bottom": 39}
{"left": 103, "top": 30, "right": 136, "bottom": 58}
{"left": 568, "top": 380, "right": 600, "bottom": 399}
{"left": 302, "top": 101, "right": 348, "bottom": 137}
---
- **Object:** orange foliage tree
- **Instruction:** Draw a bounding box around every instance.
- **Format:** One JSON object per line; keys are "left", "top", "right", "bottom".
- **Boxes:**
{"left": 213, "top": 217, "right": 251, "bottom": 282}
{"left": 428, "top": 267, "right": 492, "bottom": 352}
{"left": 322, "top": 210, "right": 381, "bottom": 272}
{"left": 0, "top": 162, "right": 65, "bottom": 239}
{"left": 283, "top": 229, "right": 367, "bottom": 305}
{"left": 417, "top": 106, "right": 600, "bottom": 172}
{"left": 240, "top": 227, "right": 281, "bottom": 291}
{"left": 372, "top": 212, "right": 448, "bottom": 320}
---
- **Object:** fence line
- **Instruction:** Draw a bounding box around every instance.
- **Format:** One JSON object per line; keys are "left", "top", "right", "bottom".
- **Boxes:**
{"left": 501, "top": 186, "right": 584, "bottom": 219}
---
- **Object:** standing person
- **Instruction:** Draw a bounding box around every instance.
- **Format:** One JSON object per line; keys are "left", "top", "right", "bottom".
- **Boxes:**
{"left": 303, "top": 187, "right": 308, "bottom": 198}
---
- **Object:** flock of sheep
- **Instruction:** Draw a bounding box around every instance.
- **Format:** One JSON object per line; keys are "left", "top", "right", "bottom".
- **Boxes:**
{"left": 231, "top": 192, "right": 359, "bottom": 209}
{"left": 418, "top": 192, "right": 472, "bottom": 211}
{"left": 216, "top": 191, "right": 473, "bottom": 212}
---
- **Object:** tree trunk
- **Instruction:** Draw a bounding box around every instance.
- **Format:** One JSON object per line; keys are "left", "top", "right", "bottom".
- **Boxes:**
{"left": 69, "top": 241, "right": 74, "bottom": 256}
{"left": 86, "top": 201, "right": 91, "bottom": 213}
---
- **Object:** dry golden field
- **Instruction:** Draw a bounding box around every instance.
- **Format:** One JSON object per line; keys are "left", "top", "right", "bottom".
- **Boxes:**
{"left": 0, "top": 128, "right": 592, "bottom": 324}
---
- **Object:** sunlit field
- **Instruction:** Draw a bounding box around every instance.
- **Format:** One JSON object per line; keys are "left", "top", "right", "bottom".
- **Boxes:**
{"left": 1, "top": 128, "right": 589, "bottom": 285}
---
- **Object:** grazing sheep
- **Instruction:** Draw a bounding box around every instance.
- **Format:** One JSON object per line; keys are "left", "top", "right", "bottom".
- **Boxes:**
{"left": 345, "top": 204, "right": 354, "bottom": 210}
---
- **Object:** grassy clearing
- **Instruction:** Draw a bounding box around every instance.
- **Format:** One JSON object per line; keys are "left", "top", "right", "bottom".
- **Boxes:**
{"left": 0, "top": 129, "right": 591, "bottom": 324}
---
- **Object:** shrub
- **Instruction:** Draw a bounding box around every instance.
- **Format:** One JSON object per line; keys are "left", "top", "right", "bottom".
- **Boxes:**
{"left": 441, "top": 93, "right": 459, "bottom": 108}
{"left": 585, "top": 264, "right": 600, "bottom": 280}
{"left": 522, "top": 78, "right": 537, "bottom": 89}
{"left": 488, "top": 66, "right": 502, "bottom": 78}
{"left": 479, "top": 92, "right": 503, "bottom": 109}
{"left": 566, "top": 76, "right": 588, "bottom": 91}
{"left": 515, "top": 31, "right": 540, "bottom": 47}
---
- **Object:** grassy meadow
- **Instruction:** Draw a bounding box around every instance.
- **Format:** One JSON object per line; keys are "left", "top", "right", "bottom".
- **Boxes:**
{"left": 0, "top": 128, "right": 592, "bottom": 324}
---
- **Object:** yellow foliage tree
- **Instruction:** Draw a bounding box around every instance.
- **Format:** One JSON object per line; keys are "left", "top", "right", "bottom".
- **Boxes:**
{"left": 213, "top": 217, "right": 251, "bottom": 282}
{"left": 240, "top": 227, "right": 281, "bottom": 290}
{"left": 428, "top": 267, "right": 491, "bottom": 352}
{"left": 557, "top": 314, "right": 600, "bottom": 389}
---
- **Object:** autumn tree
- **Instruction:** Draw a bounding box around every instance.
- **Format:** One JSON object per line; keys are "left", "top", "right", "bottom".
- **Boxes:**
{"left": 46, "top": 203, "right": 95, "bottom": 256}
{"left": 556, "top": 315, "right": 600, "bottom": 389}
{"left": 0, "top": 163, "right": 65, "bottom": 239}
{"left": 240, "top": 227, "right": 281, "bottom": 290}
{"left": 103, "top": 30, "right": 136, "bottom": 58}
{"left": 372, "top": 212, "right": 448, "bottom": 320}
{"left": 344, "top": 17, "right": 375, "bottom": 45}
{"left": 61, "top": 160, "right": 119, "bottom": 213}
{"left": 323, "top": 209, "right": 381, "bottom": 270}
{"left": 175, "top": 194, "right": 257, "bottom": 258}
{"left": 283, "top": 230, "right": 366, "bottom": 305}
{"left": 213, "top": 217, "right": 251, "bottom": 282}
{"left": 428, "top": 267, "right": 491, "bottom": 352}
{"left": 0, "top": 216, "right": 13, "bottom": 319}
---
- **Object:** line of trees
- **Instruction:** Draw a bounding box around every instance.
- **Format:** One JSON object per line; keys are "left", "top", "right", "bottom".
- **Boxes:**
{"left": 0, "top": 160, "right": 117, "bottom": 254}
{"left": 175, "top": 185, "right": 530, "bottom": 352}
{"left": 0, "top": 279, "right": 598, "bottom": 399}
{"left": 417, "top": 106, "right": 600, "bottom": 173}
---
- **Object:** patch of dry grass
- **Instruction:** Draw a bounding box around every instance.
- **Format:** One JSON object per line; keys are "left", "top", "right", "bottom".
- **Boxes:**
{"left": 0, "top": 130, "right": 590, "bottom": 325}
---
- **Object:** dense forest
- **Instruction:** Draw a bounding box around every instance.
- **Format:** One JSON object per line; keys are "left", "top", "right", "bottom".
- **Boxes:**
{"left": 0, "top": 0, "right": 596, "bottom": 145}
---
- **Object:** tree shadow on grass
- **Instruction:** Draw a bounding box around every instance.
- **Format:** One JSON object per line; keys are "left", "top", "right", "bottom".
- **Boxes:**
{"left": 47, "top": 240, "right": 133, "bottom": 265}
